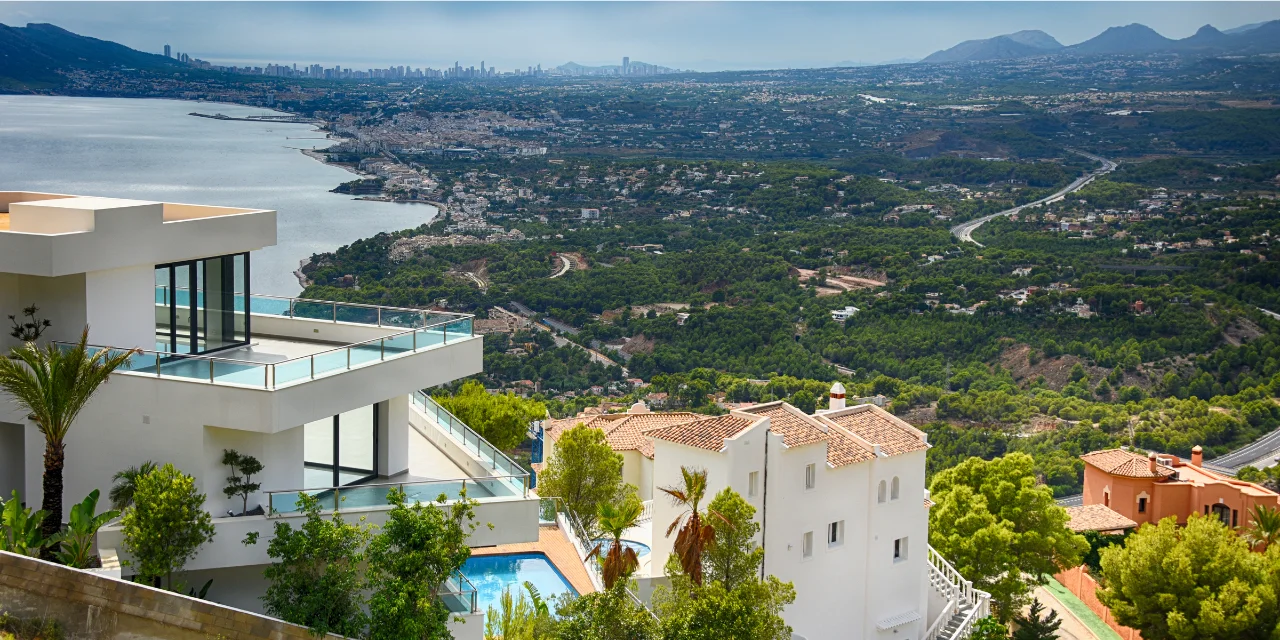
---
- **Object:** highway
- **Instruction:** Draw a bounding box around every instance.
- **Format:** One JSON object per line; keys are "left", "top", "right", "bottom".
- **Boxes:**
{"left": 950, "top": 150, "right": 1118, "bottom": 247}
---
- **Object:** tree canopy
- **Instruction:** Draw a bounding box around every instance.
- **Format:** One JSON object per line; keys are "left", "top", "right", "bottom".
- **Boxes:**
{"left": 928, "top": 453, "right": 1088, "bottom": 620}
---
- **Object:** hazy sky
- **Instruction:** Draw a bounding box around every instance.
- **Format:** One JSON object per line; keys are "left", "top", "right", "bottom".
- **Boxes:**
{"left": 3, "top": 2, "right": 1279, "bottom": 71}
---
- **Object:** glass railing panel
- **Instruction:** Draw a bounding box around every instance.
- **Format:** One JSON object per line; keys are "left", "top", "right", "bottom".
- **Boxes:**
{"left": 158, "top": 356, "right": 214, "bottom": 381}
{"left": 384, "top": 331, "right": 415, "bottom": 356}
{"left": 470, "top": 477, "right": 519, "bottom": 499}
{"left": 446, "top": 318, "right": 473, "bottom": 336}
{"left": 312, "top": 351, "right": 347, "bottom": 377}
{"left": 121, "top": 351, "right": 160, "bottom": 374}
{"left": 334, "top": 484, "right": 395, "bottom": 510}
{"left": 349, "top": 343, "right": 382, "bottom": 367}
{"left": 291, "top": 300, "right": 335, "bottom": 321}
{"left": 403, "top": 480, "right": 469, "bottom": 504}
{"left": 381, "top": 310, "right": 425, "bottom": 329}
{"left": 249, "top": 294, "right": 291, "bottom": 316}
{"left": 274, "top": 359, "right": 311, "bottom": 386}
{"left": 268, "top": 489, "right": 329, "bottom": 515}
{"left": 416, "top": 326, "right": 446, "bottom": 349}
{"left": 212, "top": 359, "right": 268, "bottom": 388}
{"left": 334, "top": 303, "right": 379, "bottom": 325}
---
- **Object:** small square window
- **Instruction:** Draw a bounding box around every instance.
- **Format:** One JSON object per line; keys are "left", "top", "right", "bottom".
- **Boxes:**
{"left": 802, "top": 531, "right": 814, "bottom": 558}
{"left": 828, "top": 521, "right": 844, "bottom": 548}
{"left": 805, "top": 463, "right": 816, "bottom": 490}
{"left": 749, "top": 471, "right": 759, "bottom": 498}
{"left": 893, "top": 536, "right": 908, "bottom": 562}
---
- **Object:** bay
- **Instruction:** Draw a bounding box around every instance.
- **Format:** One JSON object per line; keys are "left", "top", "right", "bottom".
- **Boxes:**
{"left": 0, "top": 95, "right": 436, "bottom": 295}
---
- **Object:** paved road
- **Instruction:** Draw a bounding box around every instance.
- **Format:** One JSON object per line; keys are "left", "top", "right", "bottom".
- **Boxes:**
{"left": 1205, "top": 422, "right": 1280, "bottom": 473}
{"left": 1056, "top": 494, "right": 1083, "bottom": 507}
{"left": 550, "top": 254, "right": 573, "bottom": 279}
{"left": 951, "top": 150, "right": 1118, "bottom": 247}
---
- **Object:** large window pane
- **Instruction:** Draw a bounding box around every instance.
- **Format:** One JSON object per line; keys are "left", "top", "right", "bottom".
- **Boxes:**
{"left": 338, "top": 405, "right": 375, "bottom": 473}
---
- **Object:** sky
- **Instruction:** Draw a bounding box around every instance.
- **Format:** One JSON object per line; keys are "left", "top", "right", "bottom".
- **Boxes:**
{"left": 3, "top": 2, "right": 1280, "bottom": 72}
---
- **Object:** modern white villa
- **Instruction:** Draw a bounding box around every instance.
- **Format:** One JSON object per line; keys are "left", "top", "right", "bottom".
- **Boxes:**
{"left": 542, "top": 383, "right": 990, "bottom": 640}
{"left": 0, "top": 192, "right": 543, "bottom": 639}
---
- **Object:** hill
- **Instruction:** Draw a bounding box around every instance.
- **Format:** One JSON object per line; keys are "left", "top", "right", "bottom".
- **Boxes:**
{"left": 920, "top": 19, "right": 1280, "bottom": 65}
{"left": 921, "top": 30, "right": 1061, "bottom": 63}
{"left": 0, "top": 22, "right": 183, "bottom": 90}
{"left": 1066, "top": 23, "right": 1175, "bottom": 55}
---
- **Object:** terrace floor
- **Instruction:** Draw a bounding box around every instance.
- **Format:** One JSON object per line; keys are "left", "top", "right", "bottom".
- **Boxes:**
{"left": 173, "top": 335, "right": 348, "bottom": 362}
{"left": 470, "top": 525, "right": 596, "bottom": 595}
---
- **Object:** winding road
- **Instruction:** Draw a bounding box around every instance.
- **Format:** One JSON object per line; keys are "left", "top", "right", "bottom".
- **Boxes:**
{"left": 951, "top": 150, "right": 1118, "bottom": 247}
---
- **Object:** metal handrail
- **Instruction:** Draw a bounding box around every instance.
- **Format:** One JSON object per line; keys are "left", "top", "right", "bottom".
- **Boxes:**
{"left": 57, "top": 310, "right": 474, "bottom": 390}
{"left": 440, "top": 568, "right": 479, "bottom": 614}
{"left": 540, "top": 496, "right": 604, "bottom": 590}
{"left": 157, "top": 286, "right": 467, "bottom": 321}
{"left": 411, "top": 390, "right": 529, "bottom": 483}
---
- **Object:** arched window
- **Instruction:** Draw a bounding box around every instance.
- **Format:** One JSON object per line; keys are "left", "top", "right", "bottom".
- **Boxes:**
{"left": 891, "top": 477, "right": 900, "bottom": 500}
{"left": 877, "top": 480, "right": 887, "bottom": 503}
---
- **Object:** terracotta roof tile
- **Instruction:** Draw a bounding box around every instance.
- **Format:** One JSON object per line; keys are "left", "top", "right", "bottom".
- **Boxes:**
{"left": 645, "top": 414, "right": 760, "bottom": 452}
{"left": 602, "top": 412, "right": 703, "bottom": 459}
{"left": 739, "top": 402, "right": 876, "bottom": 467}
{"left": 1080, "top": 449, "right": 1174, "bottom": 479}
{"left": 1065, "top": 504, "right": 1138, "bottom": 533}
{"left": 818, "top": 405, "right": 928, "bottom": 456}
{"left": 741, "top": 403, "right": 826, "bottom": 448}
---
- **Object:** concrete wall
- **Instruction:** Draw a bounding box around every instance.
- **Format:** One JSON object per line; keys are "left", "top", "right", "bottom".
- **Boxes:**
{"left": 98, "top": 495, "right": 540, "bottom": 572}
{"left": 85, "top": 264, "right": 156, "bottom": 351}
{"left": 0, "top": 550, "right": 343, "bottom": 640}
{"left": 1054, "top": 566, "right": 1143, "bottom": 640}
{"left": 0, "top": 197, "right": 276, "bottom": 278}
{"left": 4, "top": 334, "right": 481, "bottom": 524}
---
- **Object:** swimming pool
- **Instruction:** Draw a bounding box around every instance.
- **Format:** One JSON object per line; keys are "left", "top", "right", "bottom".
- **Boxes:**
{"left": 592, "top": 539, "right": 651, "bottom": 557}
{"left": 463, "top": 553, "right": 578, "bottom": 613}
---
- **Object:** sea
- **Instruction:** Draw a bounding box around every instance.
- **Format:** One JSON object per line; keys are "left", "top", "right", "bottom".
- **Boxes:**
{"left": 0, "top": 95, "right": 437, "bottom": 295}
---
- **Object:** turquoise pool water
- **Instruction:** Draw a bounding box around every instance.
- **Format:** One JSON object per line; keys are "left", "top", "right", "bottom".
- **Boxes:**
{"left": 593, "top": 539, "right": 651, "bottom": 557}
{"left": 463, "top": 553, "right": 578, "bottom": 613}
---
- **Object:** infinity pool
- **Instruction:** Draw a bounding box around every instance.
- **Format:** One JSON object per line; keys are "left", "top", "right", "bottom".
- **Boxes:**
{"left": 463, "top": 553, "right": 578, "bottom": 613}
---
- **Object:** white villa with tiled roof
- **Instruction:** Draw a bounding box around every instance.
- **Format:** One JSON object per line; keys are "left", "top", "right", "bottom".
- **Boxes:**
{"left": 541, "top": 383, "right": 990, "bottom": 640}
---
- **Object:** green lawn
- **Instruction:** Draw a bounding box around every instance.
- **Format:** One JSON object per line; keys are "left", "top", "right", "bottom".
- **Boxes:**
{"left": 1042, "top": 576, "right": 1123, "bottom": 640}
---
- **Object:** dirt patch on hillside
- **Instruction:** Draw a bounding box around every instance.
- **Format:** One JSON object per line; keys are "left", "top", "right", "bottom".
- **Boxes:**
{"left": 622, "top": 334, "right": 656, "bottom": 356}
{"left": 998, "top": 343, "right": 1154, "bottom": 391}
{"left": 1224, "top": 316, "right": 1266, "bottom": 347}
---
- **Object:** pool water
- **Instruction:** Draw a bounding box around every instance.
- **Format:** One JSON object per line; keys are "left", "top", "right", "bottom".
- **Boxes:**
{"left": 592, "top": 539, "right": 651, "bottom": 557}
{"left": 463, "top": 553, "right": 578, "bottom": 613}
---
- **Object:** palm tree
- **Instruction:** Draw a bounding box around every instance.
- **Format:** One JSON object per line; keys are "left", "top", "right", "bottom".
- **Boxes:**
{"left": 588, "top": 499, "right": 644, "bottom": 589}
{"left": 0, "top": 328, "right": 136, "bottom": 556}
{"left": 659, "top": 467, "right": 727, "bottom": 586}
{"left": 109, "top": 461, "right": 158, "bottom": 511}
{"left": 1244, "top": 504, "right": 1280, "bottom": 550}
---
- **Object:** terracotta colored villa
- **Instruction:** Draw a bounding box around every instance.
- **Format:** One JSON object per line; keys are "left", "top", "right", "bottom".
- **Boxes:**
{"left": 1080, "top": 446, "right": 1280, "bottom": 528}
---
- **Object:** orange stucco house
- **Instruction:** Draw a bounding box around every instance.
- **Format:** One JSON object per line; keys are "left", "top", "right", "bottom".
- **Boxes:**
{"left": 1081, "top": 446, "right": 1280, "bottom": 528}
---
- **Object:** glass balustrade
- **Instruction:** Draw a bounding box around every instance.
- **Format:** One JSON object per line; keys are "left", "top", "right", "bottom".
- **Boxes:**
{"left": 57, "top": 298, "right": 473, "bottom": 390}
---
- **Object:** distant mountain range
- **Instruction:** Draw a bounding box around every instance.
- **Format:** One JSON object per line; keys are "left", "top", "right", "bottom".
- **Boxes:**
{"left": 921, "top": 19, "right": 1280, "bottom": 63}
{"left": 0, "top": 22, "right": 183, "bottom": 88}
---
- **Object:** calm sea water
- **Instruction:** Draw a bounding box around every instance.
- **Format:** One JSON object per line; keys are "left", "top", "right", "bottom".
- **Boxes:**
{"left": 0, "top": 96, "right": 437, "bottom": 295}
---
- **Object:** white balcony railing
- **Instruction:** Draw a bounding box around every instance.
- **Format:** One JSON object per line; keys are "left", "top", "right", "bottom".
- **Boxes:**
{"left": 925, "top": 545, "right": 992, "bottom": 640}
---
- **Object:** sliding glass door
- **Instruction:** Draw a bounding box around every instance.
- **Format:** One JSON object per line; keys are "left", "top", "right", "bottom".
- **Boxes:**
{"left": 304, "top": 404, "right": 380, "bottom": 488}
{"left": 155, "top": 253, "right": 250, "bottom": 354}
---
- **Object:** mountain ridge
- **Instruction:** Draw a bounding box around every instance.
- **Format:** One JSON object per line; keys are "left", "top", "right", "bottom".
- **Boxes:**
{"left": 920, "top": 19, "right": 1280, "bottom": 64}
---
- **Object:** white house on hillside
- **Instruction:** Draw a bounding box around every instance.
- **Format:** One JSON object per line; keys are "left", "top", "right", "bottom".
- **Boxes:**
{"left": 0, "top": 192, "right": 538, "bottom": 638}
{"left": 542, "top": 382, "right": 990, "bottom": 640}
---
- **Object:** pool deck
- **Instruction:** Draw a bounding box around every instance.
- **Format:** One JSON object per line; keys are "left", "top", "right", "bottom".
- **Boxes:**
{"left": 470, "top": 525, "right": 596, "bottom": 595}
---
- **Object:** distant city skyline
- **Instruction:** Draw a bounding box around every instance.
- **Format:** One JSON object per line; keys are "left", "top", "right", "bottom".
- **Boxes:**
{"left": 4, "top": 2, "right": 1280, "bottom": 72}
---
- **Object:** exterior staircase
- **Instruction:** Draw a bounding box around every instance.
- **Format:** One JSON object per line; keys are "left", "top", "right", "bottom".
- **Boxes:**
{"left": 925, "top": 546, "right": 992, "bottom": 640}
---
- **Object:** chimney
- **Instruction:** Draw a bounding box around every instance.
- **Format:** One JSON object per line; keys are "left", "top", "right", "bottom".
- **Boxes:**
{"left": 1148, "top": 451, "right": 1158, "bottom": 475}
{"left": 1191, "top": 445, "right": 1203, "bottom": 467}
{"left": 829, "top": 381, "right": 846, "bottom": 412}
